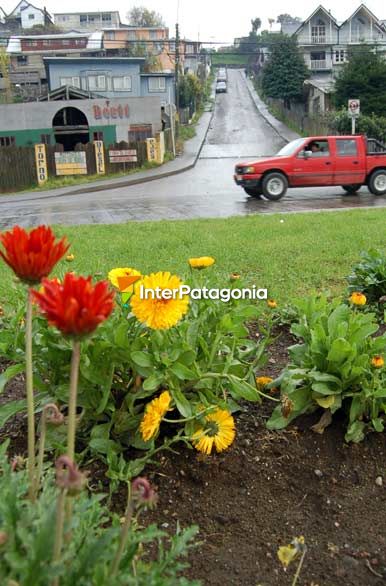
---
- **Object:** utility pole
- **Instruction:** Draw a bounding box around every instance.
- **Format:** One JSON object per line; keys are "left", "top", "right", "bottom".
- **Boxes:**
{"left": 175, "top": 22, "right": 180, "bottom": 114}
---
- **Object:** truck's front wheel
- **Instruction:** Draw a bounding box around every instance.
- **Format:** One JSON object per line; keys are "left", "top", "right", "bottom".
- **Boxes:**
{"left": 262, "top": 172, "right": 288, "bottom": 201}
{"left": 368, "top": 170, "right": 386, "bottom": 195}
{"left": 243, "top": 187, "right": 262, "bottom": 198}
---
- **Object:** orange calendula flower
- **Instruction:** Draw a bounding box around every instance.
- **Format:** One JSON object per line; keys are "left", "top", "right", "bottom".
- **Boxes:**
{"left": 371, "top": 355, "right": 384, "bottom": 368}
{"left": 66, "top": 254, "right": 75, "bottom": 262}
{"left": 267, "top": 299, "right": 277, "bottom": 309}
{"left": 140, "top": 391, "right": 172, "bottom": 441}
{"left": 31, "top": 272, "right": 114, "bottom": 337}
{"left": 256, "top": 375, "right": 278, "bottom": 394}
{"left": 350, "top": 292, "right": 366, "bottom": 306}
{"left": 130, "top": 271, "right": 189, "bottom": 330}
{"left": 188, "top": 257, "right": 215, "bottom": 269}
{"left": 192, "top": 408, "right": 235, "bottom": 455}
{"left": 0, "top": 225, "right": 69, "bottom": 284}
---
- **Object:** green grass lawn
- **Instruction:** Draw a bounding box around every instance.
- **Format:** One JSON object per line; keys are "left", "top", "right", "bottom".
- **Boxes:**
{"left": 0, "top": 208, "right": 385, "bottom": 308}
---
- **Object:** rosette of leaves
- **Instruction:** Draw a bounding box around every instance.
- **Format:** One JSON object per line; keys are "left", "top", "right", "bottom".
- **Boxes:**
{"left": 347, "top": 249, "right": 386, "bottom": 311}
{"left": 267, "top": 304, "right": 386, "bottom": 441}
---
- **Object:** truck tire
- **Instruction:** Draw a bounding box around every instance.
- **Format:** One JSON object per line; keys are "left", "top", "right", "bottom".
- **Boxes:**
{"left": 262, "top": 172, "right": 288, "bottom": 201}
{"left": 368, "top": 169, "right": 386, "bottom": 195}
{"left": 342, "top": 184, "right": 361, "bottom": 194}
{"left": 243, "top": 187, "right": 262, "bottom": 198}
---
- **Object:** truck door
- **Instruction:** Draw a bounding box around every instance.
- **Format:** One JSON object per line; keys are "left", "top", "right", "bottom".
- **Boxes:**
{"left": 291, "top": 139, "right": 334, "bottom": 186}
{"left": 332, "top": 138, "right": 366, "bottom": 186}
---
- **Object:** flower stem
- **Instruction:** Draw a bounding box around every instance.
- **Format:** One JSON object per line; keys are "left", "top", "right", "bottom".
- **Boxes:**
{"left": 36, "top": 409, "right": 47, "bottom": 494}
{"left": 26, "top": 288, "right": 36, "bottom": 501}
{"left": 292, "top": 549, "right": 306, "bottom": 586}
{"left": 67, "top": 340, "right": 81, "bottom": 461}
{"left": 110, "top": 482, "right": 133, "bottom": 578}
{"left": 52, "top": 487, "right": 67, "bottom": 586}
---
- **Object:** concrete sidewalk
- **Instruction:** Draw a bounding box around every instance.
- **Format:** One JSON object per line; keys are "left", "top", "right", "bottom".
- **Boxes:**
{"left": 1, "top": 108, "right": 214, "bottom": 203}
{"left": 244, "top": 75, "right": 300, "bottom": 143}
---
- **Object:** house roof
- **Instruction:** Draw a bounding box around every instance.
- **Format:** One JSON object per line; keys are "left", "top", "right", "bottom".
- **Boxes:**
{"left": 53, "top": 10, "right": 120, "bottom": 16}
{"left": 293, "top": 5, "right": 339, "bottom": 36}
{"left": 43, "top": 56, "right": 146, "bottom": 64}
{"left": 340, "top": 4, "right": 384, "bottom": 29}
{"left": 38, "top": 84, "right": 104, "bottom": 100}
{"left": 304, "top": 74, "right": 335, "bottom": 94}
{"left": 140, "top": 72, "right": 174, "bottom": 77}
{"left": 7, "top": 31, "right": 103, "bottom": 52}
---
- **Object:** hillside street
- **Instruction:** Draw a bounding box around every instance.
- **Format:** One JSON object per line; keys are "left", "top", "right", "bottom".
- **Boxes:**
{"left": 1, "top": 69, "right": 386, "bottom": 228}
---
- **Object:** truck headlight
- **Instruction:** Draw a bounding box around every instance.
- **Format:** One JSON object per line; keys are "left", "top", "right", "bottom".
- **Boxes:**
{"left": 243, "top": 166, "right": 255, "bottom": 173}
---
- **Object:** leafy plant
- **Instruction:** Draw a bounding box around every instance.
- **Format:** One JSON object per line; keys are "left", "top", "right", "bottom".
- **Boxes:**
{"left": 0, "top": 443, "right": 199, "bottom": 586}
{"left": 347, "top": 249, "right": 386, "bottom": 309}
{"left": 267, "top": 303, "right": 386, "bottom": 441}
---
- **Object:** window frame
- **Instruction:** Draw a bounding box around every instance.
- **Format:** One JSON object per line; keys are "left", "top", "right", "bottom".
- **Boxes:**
{"left": 148, "top": 76, "right": 166, "bottom": 92}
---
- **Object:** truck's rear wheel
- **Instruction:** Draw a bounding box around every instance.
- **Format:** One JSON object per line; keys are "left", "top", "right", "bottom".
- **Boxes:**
{"left": 243, "top": 187, "right": 262, "bottom": 198}
{"left": 368, "top": 170, "right": 386, "bottom": 195}
{"left": 262, "top": 172, "right": 288, "bottom": 201}
{"left": 342, "top": 184, "right": 361, "bottom": 194}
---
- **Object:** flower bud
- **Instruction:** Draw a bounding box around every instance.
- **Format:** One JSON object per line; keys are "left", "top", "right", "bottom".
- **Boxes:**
{"left": 11, "top": 455, "right": 26, "bottom": 472}
{"left": 43, "top": 403, "right": 65, "bottom": 427}
{"left": 132, "top": 477, "right": 157, "bottom": 506}
{"left": 55, "top": 456, "right": 87, "bottom": 496}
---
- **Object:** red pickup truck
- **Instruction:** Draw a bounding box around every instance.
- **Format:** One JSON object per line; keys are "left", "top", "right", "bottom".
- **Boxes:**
{"left": 234, "top": 135, "right": 386, "bottom": 200}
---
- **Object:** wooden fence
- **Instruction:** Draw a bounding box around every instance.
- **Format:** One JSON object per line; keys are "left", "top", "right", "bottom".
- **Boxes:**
{"left": 0, "top": 140, "right": 149, "bottom": 193}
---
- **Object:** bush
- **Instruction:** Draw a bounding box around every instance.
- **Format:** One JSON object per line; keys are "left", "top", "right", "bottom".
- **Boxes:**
{"left": 347, "top": 249, "right": 386, "bottom": 306}
{"left": 330, "top": 109, "right": 386, "bottom": 144}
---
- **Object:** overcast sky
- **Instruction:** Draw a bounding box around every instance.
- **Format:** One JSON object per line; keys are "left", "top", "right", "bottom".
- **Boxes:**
{"left": 2, "top": 0, "right": 386, "bottom": 42}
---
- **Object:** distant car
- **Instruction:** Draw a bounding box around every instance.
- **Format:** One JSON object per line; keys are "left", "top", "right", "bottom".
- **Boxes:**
{"left": 217, "top": 68, "right": 227, "bottom": 82}
{"left": 216, "top": 81, "right": 227, "bottom": 93}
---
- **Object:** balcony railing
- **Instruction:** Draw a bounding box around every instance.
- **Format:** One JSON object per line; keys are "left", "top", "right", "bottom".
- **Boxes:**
{"left": 311, "top": 35, "right": 326, "bottom": 44}
{"left": 309, "top": 60, "right": 329, "bottom": 70}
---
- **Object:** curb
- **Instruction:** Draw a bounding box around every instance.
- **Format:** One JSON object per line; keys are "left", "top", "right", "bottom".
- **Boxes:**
{"left": 1, "top": 109, "right": 215, "bottom": 202}
{"left": 243, "top": 73, "right": 297, "bottom": 144}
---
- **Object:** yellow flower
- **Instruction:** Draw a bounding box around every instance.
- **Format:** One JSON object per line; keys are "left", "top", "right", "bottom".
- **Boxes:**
{"left": 188, "top": 256, "right": 215, "bottom": 269}
{"left": 108, "top": 267, "right": 141, "bottom": 289}
{"left": 371, "top": 355, "right": 385, "bottom": 368}
{"left": 350, "top": 292, "right": 366, "bottom": 306}
{"left": 140, "top": 391, "right": 172, "bottom": 442}
{"left": 267, "top": 299, "right": 277, "bottom": 309}
{"left": 192, "top": 408, "right": 235, "bottom": 455}
{"left": 315, "top": 395, "right": 335, "bottom": 408}
{"left": 256, "top": 376, "right": 273, "bottom": 387}
{"left": 66, "top": 254, "right": 75, "bottom": 262}
{"left": 278, "top": 536, "right": 305, "bottom": 568}
{"left": 130, "top": 271, "right": 189, "bottom": 330}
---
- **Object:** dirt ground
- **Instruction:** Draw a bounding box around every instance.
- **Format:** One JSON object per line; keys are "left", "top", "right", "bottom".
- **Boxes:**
{"left": 1, "top": 328, "right": 386, "bottom": 586}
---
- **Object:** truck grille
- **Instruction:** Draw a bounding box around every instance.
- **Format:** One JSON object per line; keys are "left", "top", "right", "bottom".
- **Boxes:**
{"left": 235, "top": 165, "right": 244, "bottom": 174}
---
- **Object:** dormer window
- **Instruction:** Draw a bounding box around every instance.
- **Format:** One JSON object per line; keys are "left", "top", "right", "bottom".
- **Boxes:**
{"left": 312, "top": 18, "right": 326, "bottom": 43}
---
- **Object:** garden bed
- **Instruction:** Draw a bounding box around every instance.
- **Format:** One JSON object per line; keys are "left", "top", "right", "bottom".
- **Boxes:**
{"left": 2, "top": 328, "right": 385, "bottom": 585}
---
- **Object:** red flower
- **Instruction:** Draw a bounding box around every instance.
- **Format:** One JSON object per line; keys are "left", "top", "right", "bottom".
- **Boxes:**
{"left": 0, "top": 225, "right": 69, "bottom": 284}
{"left": 32, "top": 273, "right": 115, "bottom": 337}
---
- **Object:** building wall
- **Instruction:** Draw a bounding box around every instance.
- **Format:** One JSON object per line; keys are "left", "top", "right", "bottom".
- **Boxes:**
{"left": 54, "top": 12, "right": 120, "bottom": 32}
{"left": 140, "top": 76, "right": 174, "bottom": 106}
{"left": 296, "top": 12, "right": 339, "bottom": 45}
{"left": 21, "top": 5, "right": 45, "bottom": 29}
{"left": 103, "top": 27, "right": 169, "bottom": 51}
{"left": 339, "top": 15, "right": 386, "bottom": 43}
{"left": 0, "top": 96, "right": 161, "bottom": 145}
{"left": 47, "top": 60, "right": 143, "bottom": 97}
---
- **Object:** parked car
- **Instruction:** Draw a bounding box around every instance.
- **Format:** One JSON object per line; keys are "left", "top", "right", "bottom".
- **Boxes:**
{"left": 216, "top": 81, "right": 227, "bottom": 93}
{"left": 217, "top": 68, "right": 227, "bottom": 82}
{"left": 234, "top": 135, "right": 386, "bottom": 200}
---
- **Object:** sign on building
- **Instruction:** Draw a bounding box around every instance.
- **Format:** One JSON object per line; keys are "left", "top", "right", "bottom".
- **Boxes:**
{"left": 146, "top": 138, "right": 157, "bottom": 162}
{"left": 108, "top": 149, "right": 137, "bottom": 163}
{"left": 34, "top": 144, "right": 48, "bottom": 185}
{"left": 94, "top": 141, "right": 105, "bottom": 175}
{"left": 348, "top": 99, "right": 360, "bottom": 117}
{"left": 55, "top": 152, "right": 87, "bottom": 176}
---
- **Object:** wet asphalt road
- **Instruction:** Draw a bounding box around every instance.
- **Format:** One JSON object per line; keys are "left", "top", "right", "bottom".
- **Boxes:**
{"left": 1, "top": 69, "right": 386, "bottom": 229}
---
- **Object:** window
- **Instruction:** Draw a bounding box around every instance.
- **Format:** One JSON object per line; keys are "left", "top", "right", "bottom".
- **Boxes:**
{"left": 62, "top": 39, "right": 71, "bottom": 46}
{"left": 311, "top": 19, "right": 326, "bottom": 43}
{"left": 87, "top": 75, "right": 106, "bottom": 90}
{"left": 128, "top": 124, "right": 152, "bottom": 141}
{"left": 148, "top": 76, "right": 166, "bottom": 92}
{"left": 335, "top": 49, "right": 345, "bottom": 63}
{"left": 17, "top": 55, "right": 28, "bottom": 65}
{"left": 303, "top": 139, "right": 330, "bottom": 157}
{"left": 112, "top": 76, "right": 132, "bottom": 91}
{"left": 28, "top": 13, "right": 34, "bottom": 19}
{"left": 149, "top": 31, "right": 158, "bottom": 40}
{"left": 105, "top": 31, "right": 115, "bottom": 40}
{"left": 93, "top": 131, "right": 104, "bottom": 141}
{"left": 102, "top": 13, "right": 112, "bottom": 21}
{"left": 128, "top": 31, "right": 136, "bottom": 40}
{"left": 59, "top": 76, "right": 81, "bottom": 87}
{"left": 336, "top": 139, "right": 358, "bottom": 156}
{"left": 80, "top": 14, "right": 87, "bottom": 23}
{"left": 40, "top": 134, "right": 51, "bottom": 145}
{"left": 0, "top": 136, "right": 16, "bottom": 147}
{"left": 26, "top": 40, "right": 37, "bottom": 47}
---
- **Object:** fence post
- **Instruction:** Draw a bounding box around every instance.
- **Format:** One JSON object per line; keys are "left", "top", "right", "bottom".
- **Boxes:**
{"left": 34, "top": 144, "right": 48, "bottom": 185}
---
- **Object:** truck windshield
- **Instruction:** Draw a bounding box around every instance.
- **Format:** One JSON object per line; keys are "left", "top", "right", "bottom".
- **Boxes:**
{"left": 276, "top": 138, "right": 305, "bottom": 156}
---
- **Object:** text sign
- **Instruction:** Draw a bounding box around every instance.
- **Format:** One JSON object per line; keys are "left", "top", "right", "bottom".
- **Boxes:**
{"left": 109, "top": 149, "right": 137, "bottom": 163}
{"left": 55, "top": 152, "right": 87, "bottom": 176}
{"left": 93, "top": 103, "right": 130, "bottom": 120}
{"left": 348, "top": 99, "right": 360, "bottom": 117}
{"left": 94, "top": 141, "right": 105, "bottom": 175}
{"left": 34, "top": 143, "right": 48, "bottom": 185}
{"left": 146, "top": 138, "right": 157, "bottom": 162}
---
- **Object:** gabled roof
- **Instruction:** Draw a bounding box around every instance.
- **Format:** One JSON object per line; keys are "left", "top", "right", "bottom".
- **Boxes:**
{"left": 340, "top": 4, "right": 383, "bottom": 28}
{"left": 293, "top": 5, "right": 339, "bottom": 36}
{"left": 38, "top": 84, "right": 104, "bottom": 100}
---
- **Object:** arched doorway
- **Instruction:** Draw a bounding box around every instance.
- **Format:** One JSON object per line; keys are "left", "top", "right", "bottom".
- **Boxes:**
{"left": 53, "top": 107, "right": 89, "bottom": 151}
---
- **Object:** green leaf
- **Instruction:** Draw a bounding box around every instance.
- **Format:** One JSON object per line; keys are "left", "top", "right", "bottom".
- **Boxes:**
{"left": 142, "top": 373, "right": 164, "bottom": 391}
{"left": 327, "top": 338, "right": 352, "bottom": 364}
{"left": 372, "top": 417, "right": 384, "bottom": 433}
{"left": 170, "top": 388, "right": 192, "bottom": 417}
{"left": 349, "top": 395, "right": 364, "bottom": 423}
{"left": 131, "top": 351, "right": 154, "bottom": 368}
{"left": 0, "top": 399, "right": 26, "bottom": 429}
{"left": 267, "top": 387, "right": 312, "bottom": 430}
{"left": 228, "top": 376, "right": 260, "bottom": 402}
{"left": 170, "top": 362, "right": 196, "bottom": 381}
{"left": 0, "top": 363, "right": 24, "bottom": 393}
{"left": 345, "top": 420, "right": 365, "bottom": 443}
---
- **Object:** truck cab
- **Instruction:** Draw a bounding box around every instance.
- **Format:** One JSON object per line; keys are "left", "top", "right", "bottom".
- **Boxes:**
{"left": 234, "top": 135, "right": 386, "bottom": 200}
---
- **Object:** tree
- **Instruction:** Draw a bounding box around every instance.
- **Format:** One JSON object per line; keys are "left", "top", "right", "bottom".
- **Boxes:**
{"left": 261, "top": 36, "right": 309, "bottom": 104}
{"left": 127, "top": 6, "right": 165, "bottom": 27}
{"left": 277, "top": 14, "right": 301, "bottom": 24}
{"left": 251, "top": 18, "right": 261, "bottom": 34}
{"left": 178, "top": 73, "right": 203, "bottom": 109}
{"left": 334, "top": 45, "right": 386, "bottom": 117}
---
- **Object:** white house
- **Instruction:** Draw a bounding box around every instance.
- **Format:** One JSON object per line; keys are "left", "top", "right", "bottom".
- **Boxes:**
{"left": 6, "top": 0, "right": 52, "bottom": 29}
